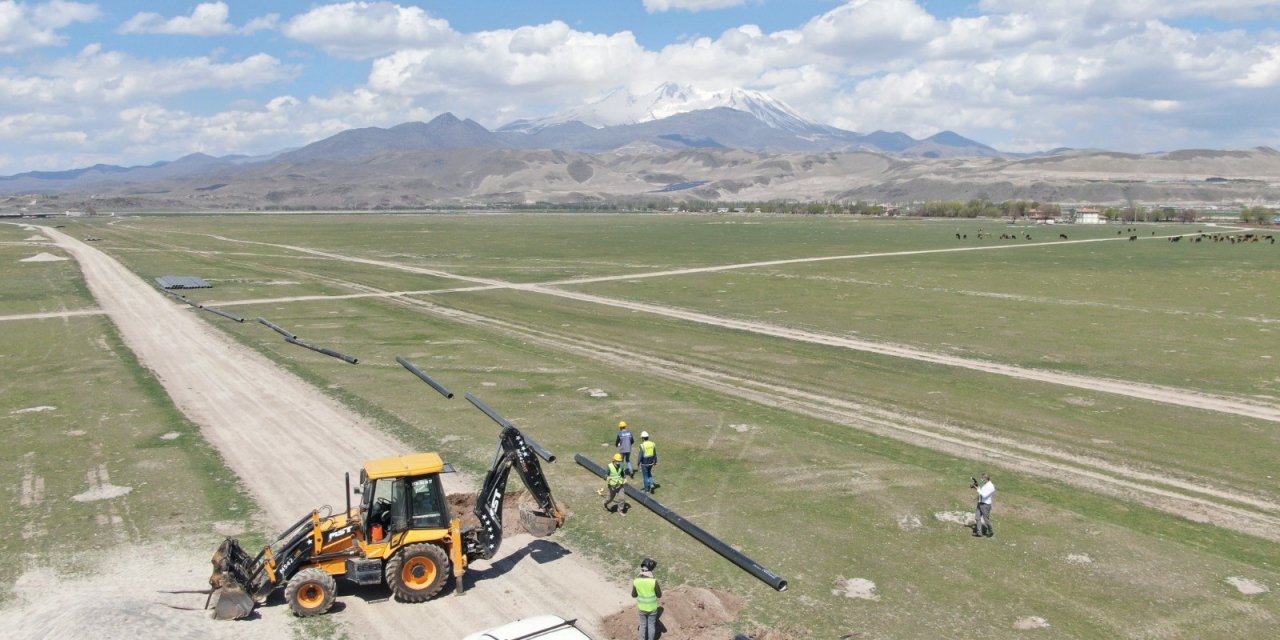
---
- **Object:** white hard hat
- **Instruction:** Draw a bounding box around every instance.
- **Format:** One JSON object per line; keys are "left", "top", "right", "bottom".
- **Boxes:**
{"left": 641, "top": 431, "right": 649, "bottom": 438}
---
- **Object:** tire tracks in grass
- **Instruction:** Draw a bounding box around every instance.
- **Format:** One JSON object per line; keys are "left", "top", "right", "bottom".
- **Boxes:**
{"left": 180, "top": 232, "right": 1280, "bottom": 539}
{"left": 202, "top": 233, "right": 1280, "bottom": 426}
{"left": 308, "top": 282, "right": 1280, "bottom": 543}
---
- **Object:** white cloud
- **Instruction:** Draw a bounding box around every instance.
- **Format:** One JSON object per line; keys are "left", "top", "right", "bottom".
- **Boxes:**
{"left": 1, "top": 45, "right": 295, "bottom": 107}
{"left": 980, "top": 0, "right": 1280, "bottom": 22}
{"left": 369, "top": 21, "right": 650, "bottom": 100}
{"left": 802, "top": 0, "right": 942, "bottom": 59}
{"left": 119, "top": 2, "right": 275, "bottom": 37}
{"left": 8, "top": 0, "right": 1280, "bottom": 170}
{"left": 643, "top": 0, "right": 747, "bottom": 13}
{"left": 283, "top": 1, "right": 454, "bottom": 59}
{"left": 0, "top": 0, "right": 99, "bottom": 53}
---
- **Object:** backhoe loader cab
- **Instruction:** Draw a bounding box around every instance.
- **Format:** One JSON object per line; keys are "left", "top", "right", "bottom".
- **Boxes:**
{"left": 359, "top": 453, "right": 451, "bottom": 543}
{"left": 210, "top": 425, "right": 564, "bottom": 620}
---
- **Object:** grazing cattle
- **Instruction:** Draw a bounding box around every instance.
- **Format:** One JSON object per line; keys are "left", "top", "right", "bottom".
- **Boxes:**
{"left": 956, "top": 233, "right": 962, "bottom": 239}
{"left": 1129, "top": 235, "right": 1137, "bottom": 241}
{"left": 1059, "top": 233, "right": 1068, "bottom": 240}
{"left": 1025, "top": 234, "right": 1032, "bottom": 240}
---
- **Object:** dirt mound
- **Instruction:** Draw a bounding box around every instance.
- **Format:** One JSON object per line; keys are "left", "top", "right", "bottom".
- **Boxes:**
{"left": 449, "top": 490, "right": 566, "bottom": 536}
{"left": 600, "top": 586, "right": 742, "bottom": 640}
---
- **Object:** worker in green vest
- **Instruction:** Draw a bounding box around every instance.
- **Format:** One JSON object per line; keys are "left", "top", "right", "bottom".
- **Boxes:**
{"left": 638, "top": 431, "right": 658, "bottom": 493}
{"left": 632, "top": 558, "right": 661, "bottom": 640}
{"left": 603, "top": 453, "right": 629, "bottom": 515}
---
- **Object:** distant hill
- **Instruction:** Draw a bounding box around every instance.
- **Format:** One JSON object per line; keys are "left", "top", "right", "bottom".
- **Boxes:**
{"left": 3, "top": 87, "right": 1277, "bottom": 210}
{"left": 5, "top": 145, "right": 1280, "bottom": 212}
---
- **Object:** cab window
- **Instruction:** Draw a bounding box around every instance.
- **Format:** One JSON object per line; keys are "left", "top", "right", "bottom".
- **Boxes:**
{"left": 409, "top": 475, "right": 445, "bottom": 529}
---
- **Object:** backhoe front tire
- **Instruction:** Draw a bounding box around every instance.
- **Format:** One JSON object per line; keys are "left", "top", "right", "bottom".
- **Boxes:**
{"left": 285, "top": 567, "right": 337, "bottom": 617}
{"left": 386, "top": 543, "right": 450, "bottom": 602}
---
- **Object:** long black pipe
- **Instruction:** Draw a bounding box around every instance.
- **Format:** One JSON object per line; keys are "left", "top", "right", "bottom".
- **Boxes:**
{"left": 396, "top": 356, "right": 454, "bottom": 399}
{"left": 464, "top": 392, "right": 555, "bottom": 462}
{"left": 285, "top": 337, "right": 359, "bottom": 365}
{"left": 256, "top": 317, "right": 297, "bottom": 340}
{"left": 202, "top": 307, "right": 245, "bottom": 323}
{"left": 574, "top": 453, "right": 787, "bottom": 592}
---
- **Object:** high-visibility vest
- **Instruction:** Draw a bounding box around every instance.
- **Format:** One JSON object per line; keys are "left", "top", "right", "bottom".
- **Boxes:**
{"left": 633, "top": 577, "right": 659, "bottom": 612}
{"left": 639, "top": 440, "right": 656, "bottom": 461}
{"left": 608, "top": 462, "right": 625, "bottom": 486}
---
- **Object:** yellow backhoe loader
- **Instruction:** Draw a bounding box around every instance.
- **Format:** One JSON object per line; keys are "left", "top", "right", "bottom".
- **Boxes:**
{"left": 208, "top": 422, "right": 563, "bottom": 619}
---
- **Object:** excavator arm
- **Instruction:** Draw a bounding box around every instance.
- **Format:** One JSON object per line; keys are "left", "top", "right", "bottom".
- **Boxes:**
{"left": 463, "top": 423, "right": 564, "bottom": 562}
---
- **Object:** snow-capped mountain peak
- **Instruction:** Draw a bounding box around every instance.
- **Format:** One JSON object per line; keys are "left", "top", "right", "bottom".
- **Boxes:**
{"left": 499, "top": 84, "right": 826, "bottom": 134}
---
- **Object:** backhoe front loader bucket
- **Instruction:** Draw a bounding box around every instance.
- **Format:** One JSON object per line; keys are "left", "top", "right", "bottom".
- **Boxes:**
{"left": 209, "top": 537, "right": 267, "bottom": 620}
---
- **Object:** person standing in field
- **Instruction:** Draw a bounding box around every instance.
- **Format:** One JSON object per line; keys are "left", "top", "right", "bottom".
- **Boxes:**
{"left": 616, "top": 420, "right": 635, "bottom": 477}
{"left": 633, "top": 558, "right": 661, "bottom": 640}
{"left": 638, "top": 431, "right": 658, "bottom": 493}
{"left": 974, "top": 473, "right": 996, "bottom": 537}
{"left": 604, "top": 453, "right": 629, "bottom": 515}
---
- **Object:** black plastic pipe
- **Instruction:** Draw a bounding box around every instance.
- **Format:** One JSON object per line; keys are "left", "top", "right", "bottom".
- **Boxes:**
{"left": 203, "top": 307, "right": 245, "bottom": 323}
{"left": 464, "top": 392, "right": 555, "bottom": 462}
{"left": 285, "top": 337, "right": 359, "bottom": 365}
{"left": 574, "top": 453, "right": 787, "bottom": 592}
{"left": 396, "top": 356, "right": 454, "bottom": 399}
{"left": 256, "top": 317, "right": 296, "bottom": 340}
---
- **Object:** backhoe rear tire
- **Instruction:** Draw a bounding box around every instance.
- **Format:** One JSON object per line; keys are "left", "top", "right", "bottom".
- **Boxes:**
{"left": 386, "top": 543, "right": 450, "bottom": 602}
{"left": 285, "top": 567, "right": 337, "bottom": 617}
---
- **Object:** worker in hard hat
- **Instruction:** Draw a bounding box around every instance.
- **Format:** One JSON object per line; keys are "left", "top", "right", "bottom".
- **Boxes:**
{"left": 638, "top": 431, "right": 658, "bottom": 493}
{"left": 603, "top": 452, "right": 629, "bottom": 515}
{"left": 615, "top": 420, "right": 635, "bottom": 477}
{"left": 633, "top": 558, "right": 661, "bottom": 640}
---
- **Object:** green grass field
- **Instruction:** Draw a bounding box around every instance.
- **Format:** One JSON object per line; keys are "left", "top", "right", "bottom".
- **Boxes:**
{"left": 0, "top": 255, "right": 257, "bottom": 608}
{"left": 19, "top": 213, "right": 1280, "bottom": 638}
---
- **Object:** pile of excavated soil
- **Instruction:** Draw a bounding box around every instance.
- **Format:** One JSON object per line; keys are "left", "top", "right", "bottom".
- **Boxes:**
{"left": 600, "top": 586, "right": 744, "bottom": 640}
{"left": 449, "top": 490, "right": 566, "bottom": 537}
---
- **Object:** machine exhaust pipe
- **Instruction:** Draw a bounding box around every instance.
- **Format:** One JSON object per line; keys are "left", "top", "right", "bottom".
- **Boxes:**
{"left": 575, "top": 453, "right": 787, "bottom": 592}
{"left": 396, "top": 356, "right": 454, "bottom": 398}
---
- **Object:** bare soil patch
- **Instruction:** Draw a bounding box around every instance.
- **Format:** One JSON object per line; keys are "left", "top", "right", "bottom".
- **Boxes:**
{"left": 0, "top": 546, "right": 293, "bottom": 640}
{"left": 600, "top": 586, "right": 741, "bottom": 640}
{"left": 1013, "top": 616, "right": 1051, "bottom": 630}
{"left": 1226, "top": 576, "right": 1270, "bottom": 595}
{"left": 18, "top": 252, "right": 67, "bottom": 262}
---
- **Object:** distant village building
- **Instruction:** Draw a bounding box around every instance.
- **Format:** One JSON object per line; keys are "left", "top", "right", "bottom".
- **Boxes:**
{"left": 1075, "top": 207, "right": 1103, "bottom": 224}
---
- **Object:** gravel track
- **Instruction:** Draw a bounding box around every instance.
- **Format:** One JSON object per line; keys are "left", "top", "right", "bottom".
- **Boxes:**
{"left": 34, "top": 227, "right": 628, "bottom": 639}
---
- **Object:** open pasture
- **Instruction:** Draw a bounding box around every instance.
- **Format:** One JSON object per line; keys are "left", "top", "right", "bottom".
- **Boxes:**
{"left": 0, "top": 246, "right": 256, "bottom": 614}
{"left": 39, "top": 213, "right": 1280, "bottom": 638}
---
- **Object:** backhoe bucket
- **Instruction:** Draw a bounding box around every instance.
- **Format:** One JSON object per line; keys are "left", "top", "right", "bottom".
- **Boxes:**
{"left": 518, "top": 496, "right": 564, "bottom": 538}
{"left": 208, "top": 537, "right": 263, "bottom": 620}
{"left": 211, "top": 579, "right": 256, "bottom": 620}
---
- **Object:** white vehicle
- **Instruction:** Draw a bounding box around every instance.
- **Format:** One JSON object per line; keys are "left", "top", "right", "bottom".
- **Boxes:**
{"left": 463, "top": 614, "right": 594, "bottom": 640}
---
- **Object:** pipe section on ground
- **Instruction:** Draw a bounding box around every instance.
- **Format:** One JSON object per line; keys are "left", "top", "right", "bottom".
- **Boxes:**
{"left": 256, "top": 317, "right": 296, "bottom": 340}
{"left": 284, "top": 337, "right": 359, "bottom": 365}
{"left": 464, "top": 392, "right": 555, "bottom": 462}
{"left": 396, "top": 356, "right": 454, "bottom": 399}
{"left": 203, "top": 307, "right": 244, "bottom": 323}
{"left": 574, "top": 453, "right": 787, "bottom": 592}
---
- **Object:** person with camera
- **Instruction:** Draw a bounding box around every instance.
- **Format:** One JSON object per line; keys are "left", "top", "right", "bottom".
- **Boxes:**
{"left": 972, "top": 473, "right": 996, "bottom": 537}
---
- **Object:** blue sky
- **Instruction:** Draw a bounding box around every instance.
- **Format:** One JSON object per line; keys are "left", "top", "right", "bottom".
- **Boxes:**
{"left": 3, "top": 0, "right": 1280, "bottom": 172}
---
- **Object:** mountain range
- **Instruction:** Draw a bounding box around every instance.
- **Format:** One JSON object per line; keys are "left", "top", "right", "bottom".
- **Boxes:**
{"left": 2, "top": 84, "right": 1278, "bottom": 210}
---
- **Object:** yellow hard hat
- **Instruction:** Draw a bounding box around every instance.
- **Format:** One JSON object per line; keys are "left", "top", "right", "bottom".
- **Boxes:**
{"left": 613, "top": 453, "right": 623, "bottom": 462}
{"left": 618, "top": 421, "right": 627, "bottom": 429}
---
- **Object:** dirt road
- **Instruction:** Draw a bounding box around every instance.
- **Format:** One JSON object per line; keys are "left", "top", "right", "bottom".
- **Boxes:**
{"left": 24, "top": 227, "right": 628, "bottom": 638}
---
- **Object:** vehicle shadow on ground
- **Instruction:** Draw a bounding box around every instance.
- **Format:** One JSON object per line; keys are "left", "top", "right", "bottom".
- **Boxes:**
{"left": 336, "top": 539, "right": 573, "bottom": 603}
{"left": 466, "top": 539, "right": 572, "bottom": 586}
